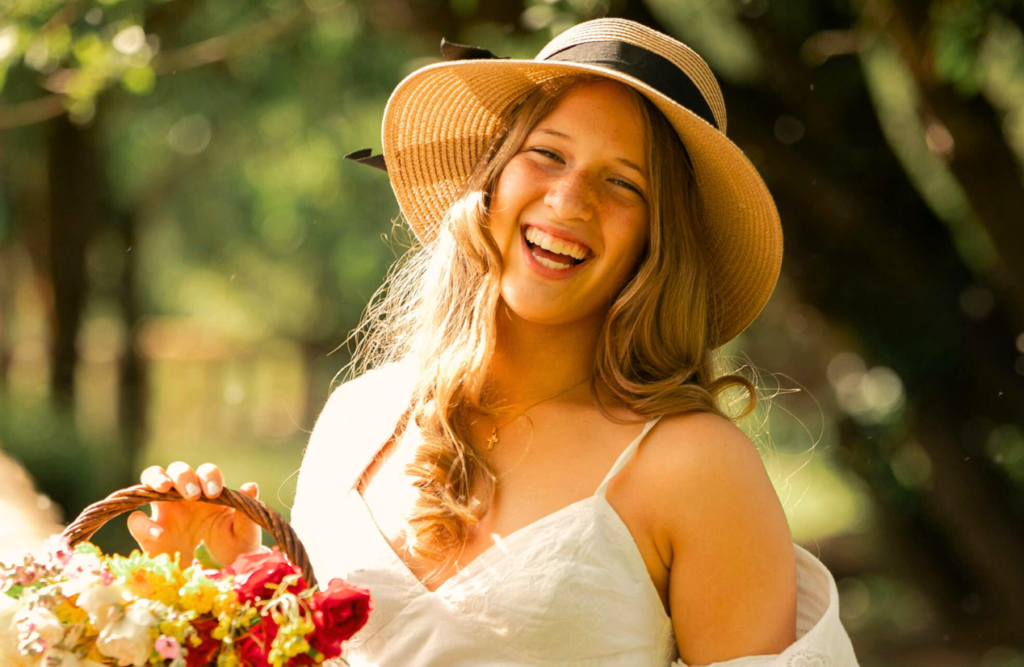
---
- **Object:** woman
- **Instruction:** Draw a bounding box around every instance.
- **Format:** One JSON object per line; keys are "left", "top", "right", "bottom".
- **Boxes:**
{"left": 129, "top": 18, "right": 859, "bottom": 666}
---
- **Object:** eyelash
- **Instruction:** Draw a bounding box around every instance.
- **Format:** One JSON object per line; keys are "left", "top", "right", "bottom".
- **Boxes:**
{"left": 528, "top": 148, "right": 645, "bottom": 197}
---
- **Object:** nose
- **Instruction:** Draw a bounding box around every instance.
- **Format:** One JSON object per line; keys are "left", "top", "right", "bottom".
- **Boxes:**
{"left": 544, "top": 168, "right": 595, "bottom": 222}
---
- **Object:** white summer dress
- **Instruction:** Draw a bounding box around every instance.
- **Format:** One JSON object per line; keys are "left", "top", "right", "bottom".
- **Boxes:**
{"left": 290, "top": 362, "right": 860, "bottom": 667}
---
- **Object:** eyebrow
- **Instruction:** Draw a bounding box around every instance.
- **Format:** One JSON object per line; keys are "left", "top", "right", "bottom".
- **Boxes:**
{"left": 533, "top": 128, "right": 648, "bottom": 180}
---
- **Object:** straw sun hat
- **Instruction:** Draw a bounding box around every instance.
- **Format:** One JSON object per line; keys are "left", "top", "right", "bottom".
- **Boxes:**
{"left": 346, "top": 18, "right": 783, "bottom": 348}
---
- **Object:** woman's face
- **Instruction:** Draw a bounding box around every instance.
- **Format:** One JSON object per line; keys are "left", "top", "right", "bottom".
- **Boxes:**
{"left": 489, "top": 79, "right": 651, "bottom": 328}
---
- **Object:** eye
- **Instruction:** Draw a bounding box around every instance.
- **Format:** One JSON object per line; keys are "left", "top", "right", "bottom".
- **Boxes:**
{"left": 610, "top": 178, "right": 645, "bottom": 199}
{"left": 529, "top": 147, "right": 563, "bottom": 162}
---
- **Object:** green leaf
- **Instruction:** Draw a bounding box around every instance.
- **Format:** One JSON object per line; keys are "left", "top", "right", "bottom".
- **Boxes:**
{"left": 73, "top": 542, "right": 102, "bottom": 557}
{"left": 193, "top": 541, "right": 225, "bottom": 570}
{"left": 107, "top": 548, "right": 182, "bottom": 580}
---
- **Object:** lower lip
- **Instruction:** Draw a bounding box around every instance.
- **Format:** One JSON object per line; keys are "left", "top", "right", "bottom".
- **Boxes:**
{"left": 519, "top": 227, "right": 589, "bottom": 280}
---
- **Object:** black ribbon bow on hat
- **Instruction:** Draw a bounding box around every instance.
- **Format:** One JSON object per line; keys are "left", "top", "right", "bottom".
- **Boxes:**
{"left": 343, "top": 39, "right": 504, "bottom": 173}
{"left": 343, "top": 147, "right": 387, "bottom": 172}
{"left": 437, "top": 37, "right": 505, "bottom": 62}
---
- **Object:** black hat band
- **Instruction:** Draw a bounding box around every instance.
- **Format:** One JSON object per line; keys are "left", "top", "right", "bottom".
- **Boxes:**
{"left": 543, "top": 40, "right": 719, "bottom": 131}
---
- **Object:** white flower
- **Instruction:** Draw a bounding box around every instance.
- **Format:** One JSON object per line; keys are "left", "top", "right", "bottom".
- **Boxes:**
{"left": 0, "top": 597, "right": 33, "bottom": 667}
{"left": 57, "top": 574, "right": 96, "bottom": 599}
{"left": 75, "top": 582, "right": 129, "bottom": 628}
{"left": 59, "top": 553, "right": 105, "bottom": 595}
{"left": 95, "top": 603, "right": 157, "bottom": 667}
{"left": 15, "top": 606, "right": 65, "bottom": 652}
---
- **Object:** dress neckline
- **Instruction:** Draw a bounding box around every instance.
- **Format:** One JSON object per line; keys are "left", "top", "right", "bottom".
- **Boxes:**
{"left": 352, "top": 416, "right": 665, "bottom": 600}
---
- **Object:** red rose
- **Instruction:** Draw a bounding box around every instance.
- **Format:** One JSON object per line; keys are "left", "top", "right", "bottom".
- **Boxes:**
{"left": 185, "top": 617, "right": 220, "bottom": 667}
{"left": 308, "top": 578, "right": 373, "bottom": 659}
{"left": 223, "top": 549, "right": 308, "bottom": 604}
{"left": 235, "top": 616, "right": 278, "bottom": 667}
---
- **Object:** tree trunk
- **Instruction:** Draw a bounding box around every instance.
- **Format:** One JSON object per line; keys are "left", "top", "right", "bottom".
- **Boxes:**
{"left": 117, "top": 209, "right": 146, "bottom": 485}
{"left": 47, "top": 115, "right": 98, "bottom": 407}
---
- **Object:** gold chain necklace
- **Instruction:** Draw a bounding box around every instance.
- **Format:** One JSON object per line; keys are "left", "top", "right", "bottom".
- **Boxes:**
{"left": 484, "top": 376, "right": 592, "bottom": 451}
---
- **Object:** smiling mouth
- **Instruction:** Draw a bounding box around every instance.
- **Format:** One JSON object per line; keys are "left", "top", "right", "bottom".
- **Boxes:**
{"left": 523, "top": 226, "right": 591, "bottom": 271}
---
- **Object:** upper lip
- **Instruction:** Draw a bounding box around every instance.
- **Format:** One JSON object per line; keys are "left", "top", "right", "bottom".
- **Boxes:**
{"left": 522, "top": 223, "right": 594, "bottom": 257}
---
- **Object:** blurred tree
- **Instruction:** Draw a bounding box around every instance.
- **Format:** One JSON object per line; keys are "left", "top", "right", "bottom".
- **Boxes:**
{"left": 1, "top": 0, "right": 331, "bottom": 481}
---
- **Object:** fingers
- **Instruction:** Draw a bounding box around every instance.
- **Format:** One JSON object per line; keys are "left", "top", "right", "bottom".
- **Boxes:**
{"left": 234, "top": 482, "right": 262, "bottom": 542}
{"left": 166, "top": 461, "right": 203, "bottom": 500}
{"left": 144, "top": 462, "right": 228, "bottom": 500}
{"left": 196, "top": 463, "right": 224, "bottom": 499}
{"left": 140, "top": 465, "right": 173, "bottom": 493}
{"left": 127, "top": 510, "right": 164, "bottom": 548}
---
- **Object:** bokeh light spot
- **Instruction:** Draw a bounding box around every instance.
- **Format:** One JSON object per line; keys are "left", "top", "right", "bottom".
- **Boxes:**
{"left": 168, "top": 115, "right": 212, "bottom": 156}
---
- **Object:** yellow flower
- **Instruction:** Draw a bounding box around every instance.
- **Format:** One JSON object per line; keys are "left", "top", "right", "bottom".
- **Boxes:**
{"left": 212, "top": 588, "right": 239, "bottom": 617}
{"left": 179, "top": 579, "right": 218, "bottom": 615}
{"left": 216, "top": 648, "right": 241, "bottom": 667}
{"left": 158, "top": 617, "right": 191, "bottom": 644}
{"left": 56, "top": 598, "right": 90, "bottom": 627}
{"left": 124, "top": 567, "right": 184, "bottom": 607}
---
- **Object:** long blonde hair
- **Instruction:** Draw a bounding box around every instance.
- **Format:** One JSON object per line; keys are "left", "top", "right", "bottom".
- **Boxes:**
{"left": 347, "top": 74, "right": 756, "bottom": 565}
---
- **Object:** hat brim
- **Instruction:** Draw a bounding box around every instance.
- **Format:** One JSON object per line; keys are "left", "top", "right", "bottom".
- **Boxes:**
{"left": 381, "top": 58, "right": 782, "bottom": 348}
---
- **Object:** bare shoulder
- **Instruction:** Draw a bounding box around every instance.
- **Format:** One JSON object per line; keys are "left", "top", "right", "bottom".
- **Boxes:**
{"left": 641, "top": 411, "right": 776, "bottom": 497}
{"left": 642, "top": 411, "right": 798, "bottom": 664}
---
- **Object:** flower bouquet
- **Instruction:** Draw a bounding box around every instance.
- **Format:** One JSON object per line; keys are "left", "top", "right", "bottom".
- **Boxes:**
{"left": 0, "top": 485, "right": 371, "bottom": 667}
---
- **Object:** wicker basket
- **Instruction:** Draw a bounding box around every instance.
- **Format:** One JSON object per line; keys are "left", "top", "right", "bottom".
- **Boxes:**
{"left": 61, "top": 484, "right": 317, "bottom": 587}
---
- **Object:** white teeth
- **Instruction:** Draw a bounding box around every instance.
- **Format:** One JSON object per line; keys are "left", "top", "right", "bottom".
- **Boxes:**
{"left": 533, "top": 250, "right": 573, "bottom": 270}
{"left": 525, "top": 227, "right": 588, "bottom": 260}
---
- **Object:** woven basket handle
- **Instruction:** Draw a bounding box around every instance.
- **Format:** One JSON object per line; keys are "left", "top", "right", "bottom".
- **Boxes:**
{"left": 61, "top": 485, "right": 316, "bottom": 587}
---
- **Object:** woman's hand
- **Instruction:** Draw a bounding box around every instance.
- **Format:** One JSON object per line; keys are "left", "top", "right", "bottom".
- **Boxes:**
{"left": 127, "top": 462, "right": 263, "bottom": 566}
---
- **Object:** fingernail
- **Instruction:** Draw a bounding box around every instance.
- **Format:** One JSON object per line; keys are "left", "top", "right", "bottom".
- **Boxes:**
{"left": 148, "top": 525, "right": 163, "bottom": 539}
{"left": 186, "top": 483, "right": 200, "bottom": 498}
{"left": 206, "top": 481, "right": 219, "bottom": 496}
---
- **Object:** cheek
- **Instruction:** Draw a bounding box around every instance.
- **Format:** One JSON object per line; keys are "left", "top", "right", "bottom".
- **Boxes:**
{"left": 607, "top": 213, "right": 650, "bottom": 280}
{"left": 490, "top": 159, "right": 535, "bottom": 210}
{"left": 612, "top": 207, "right": 650, "bottom": 257}
{"left": 489, "top": 159, "right": 548, "bottom": 254}
{"left": 488, "top": 165, "right": 527, "bottom": 243}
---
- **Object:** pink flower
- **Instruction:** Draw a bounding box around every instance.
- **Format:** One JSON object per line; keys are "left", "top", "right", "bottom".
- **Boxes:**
{"left": 154, "top": 635, "right": 180, "bottom": 660}
{"left": 41, "top": 535, "right": 74, "bottom": 567}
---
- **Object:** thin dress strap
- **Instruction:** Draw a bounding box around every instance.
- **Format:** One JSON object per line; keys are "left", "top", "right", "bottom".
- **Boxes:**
{"left": 595, "top": 416, "right": 663, "bottom": 497}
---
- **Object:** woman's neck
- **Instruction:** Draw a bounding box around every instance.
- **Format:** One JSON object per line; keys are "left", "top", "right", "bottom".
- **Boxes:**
{"left": 488, "top": 303, "right": 604, "bottom": 408}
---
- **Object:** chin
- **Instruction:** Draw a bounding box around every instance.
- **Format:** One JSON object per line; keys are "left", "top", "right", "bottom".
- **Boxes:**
{"left": 496, "top": 251, "right": 623, "bottom": 329}
{"left": 499, "top": 288, "right": 607, "bottom": 328}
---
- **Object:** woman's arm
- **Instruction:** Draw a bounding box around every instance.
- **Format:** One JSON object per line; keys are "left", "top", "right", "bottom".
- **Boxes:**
{"left": 289, "top": 360, "right": 417, "bottom": 574}
{"left": 650, "top": 413, "right": 797, "bottom": 666}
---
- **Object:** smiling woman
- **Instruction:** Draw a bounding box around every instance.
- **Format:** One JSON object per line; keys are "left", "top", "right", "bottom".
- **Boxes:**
{"left": 131, "top": 17, "right": 859, "bottom": 667}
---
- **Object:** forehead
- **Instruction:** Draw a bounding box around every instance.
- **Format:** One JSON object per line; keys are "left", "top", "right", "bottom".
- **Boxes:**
{"left": 532, "top": 80, "right": 648, "bottom": 157}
